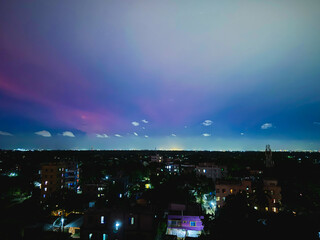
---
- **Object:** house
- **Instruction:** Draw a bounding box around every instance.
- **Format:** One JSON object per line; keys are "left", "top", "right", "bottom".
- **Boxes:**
{"left": 166, "top": 203, "right": 204, "bottom": 239}
{"left": 81, "top": 205, "right": 157, "bottom": 240}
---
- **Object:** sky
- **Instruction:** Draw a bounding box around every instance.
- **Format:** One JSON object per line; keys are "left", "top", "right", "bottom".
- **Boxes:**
{"left": 0, "top": 0, "right": 320, "bottom": 151}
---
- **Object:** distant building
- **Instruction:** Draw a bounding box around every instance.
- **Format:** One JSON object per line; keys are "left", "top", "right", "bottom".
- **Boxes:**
{"left": 263, "top": 179, "right": 281, "bottom": 213}
{"left": 215, "top": 179, "right": 252, "bottom": 208}
{"left": 81, "top": 205, "right": 157, "bottom": 240}
{"left": 41, "top": 162, "right": 79, "bottom": 199}
{"left": 166, "top": 203, "right": 204, "bottom": 239}
{"left": 196, "top": 163, "right": 227, "bottom": 181}
{"left": 265, "top": 145, "right": 274, "bottom": 168}
{"left": 150, "top": 154, "right": 163, "bottom": 163}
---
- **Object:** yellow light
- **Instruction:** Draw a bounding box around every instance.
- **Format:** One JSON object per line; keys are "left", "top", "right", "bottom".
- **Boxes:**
{"left": 145, "top": 184, "right": 151, "bottom": 189}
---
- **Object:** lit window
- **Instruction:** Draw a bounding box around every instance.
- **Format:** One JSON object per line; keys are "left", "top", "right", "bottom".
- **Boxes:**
{"left": 130, "top": 217, "right": 134, "bottom": 225}
{"left": 273, "top": 199, "right": 276, "bottom": 204}
{"left": 265, "top": 207, "right": 269, "bottom": 211}
{"left": 44, "top": 188, "right": 47, "bottom": 192}
{"left": 272, "top": 207, "right": 277, "bottom": 213}
{"left": 101, "top": 216, "right": 105, "bottom": 224}
{"left": 45, "top": 181, "right": 48, "bottom": 185}
{"left": 190, "top": 221, "right": 196, "bottom": 227}
{"left": 230, "top": 189, "right": 233, "bottom": 194}
{"left": 203, "top": 169, "right": 206, "bottom": 173}
{"left": 216, "top": 197, "right": 220, "bottom": 201}
{"left": 43, "top": 194, "right": 46, "bottom": 198}
{"left": 103, "top": 234, "right": 108, "bottom": 240}
{"left": 89, "top": 233, "right": 92, "bottom": 240}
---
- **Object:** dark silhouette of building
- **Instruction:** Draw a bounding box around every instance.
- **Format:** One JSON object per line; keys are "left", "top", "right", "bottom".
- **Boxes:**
{"left": 265, "top": 144, "right": 274, "bottom": 168}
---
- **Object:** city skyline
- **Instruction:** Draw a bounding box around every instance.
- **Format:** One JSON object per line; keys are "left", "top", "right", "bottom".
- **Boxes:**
{"left": 1, "top": 0, "right": 320, "bottom": 150}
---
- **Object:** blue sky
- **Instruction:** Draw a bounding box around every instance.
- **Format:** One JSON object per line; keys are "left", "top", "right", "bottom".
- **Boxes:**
{"left": 0, "top": 0, "right": 320, "bottom": 150}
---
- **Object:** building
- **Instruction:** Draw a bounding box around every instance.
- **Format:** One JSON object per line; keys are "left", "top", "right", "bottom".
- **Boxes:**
{"left": 215, "top": 179, "right": 252, "bottom": 208}
{"left": 41, "top": 162, "right": 79, "bottom": 199}
{"left": 166, "top": 203, "right": 204, "bottom": 239}
{"left": 150, "top": 154, "right": 163, "bottom": 163}
{"left": 263, "top": 179, "right": 281, "bottom": 213}
{"left": 265, "top": 145, "right": 274, "bottom": 168}
{"left": 196, "top": 163, "right": 227, "bottom": 181}
{"left": 81, "top": 205, "right": 157, "bottom": 240}
{"left": 41, "top": 162, "right": 66, "bottom": 199}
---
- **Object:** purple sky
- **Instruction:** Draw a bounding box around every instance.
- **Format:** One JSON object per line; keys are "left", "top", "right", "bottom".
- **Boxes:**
{"left": 0, "top": 0, "right": 320, "bottom": 150}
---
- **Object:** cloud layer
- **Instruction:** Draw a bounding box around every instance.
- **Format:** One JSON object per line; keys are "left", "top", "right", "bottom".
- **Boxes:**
{"left": 261, "top": 123, "right": 273, "bottom": 130}
{"left": 0, "top": 131, "right": 13, "bottom": 136}
{"left": 62, "top": 131, "right": 75, "bottom": 137}
{"left": 35, "top": 130, "right": 51, "bottom": 137}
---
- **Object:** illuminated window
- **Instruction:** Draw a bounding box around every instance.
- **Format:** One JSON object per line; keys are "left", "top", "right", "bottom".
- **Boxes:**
{"left": 265, "top": 207, "right": 269, "bottom": 211}
{"left": 230, "top": 189, "right": 233, "bottom": 194}
{"left": 101, "top": 216, "right": 105, "bottom": 224}
{"left": 216, "top": 197, "right": 220, "bottom": 201}
{"left": 44, "top": 188, "right": 47, "bottom": 192}
{"left": 45, "top": 181, "right": 48, "bottom": 185}
{"left": 43, "top": 194, "right": 46, "bottom": 198}
{"left": 203, "top": 169, "right": 206, "bottom": 173}
{"left": 273, "top": 199, "right": 276, "bottom": 204}
{"left": 103, "top": 234, "right": 108, "bottom": 240}
{"left": 272, "top": 207, "right": 277, "bottom": 213}
{"left": 89, "top": 233, "right": 92, "bottom": 240}
{"left": 190, "top": 221, "right": 196, "bottom": 227}
{"left": 129, "top": 217, "right": 134, "bottom": 225}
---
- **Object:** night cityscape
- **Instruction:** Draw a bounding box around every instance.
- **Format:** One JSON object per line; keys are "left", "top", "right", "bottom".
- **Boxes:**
{"left": 1, "top": 0, "right": 320, "bottom": 240}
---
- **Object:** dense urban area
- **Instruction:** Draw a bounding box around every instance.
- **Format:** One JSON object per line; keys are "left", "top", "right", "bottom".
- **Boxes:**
{"left": 1, "top": 148, "right": 320, "bottom": 240}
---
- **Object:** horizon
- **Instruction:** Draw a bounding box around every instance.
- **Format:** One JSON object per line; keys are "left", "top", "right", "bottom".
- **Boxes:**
{"left": 1, "top": 0, "right": 320, "bottom": 150}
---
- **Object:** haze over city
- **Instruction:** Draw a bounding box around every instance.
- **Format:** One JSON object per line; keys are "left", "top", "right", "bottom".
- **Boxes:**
{"left": 1, "top": 0, "right": 320, "bottom": 150}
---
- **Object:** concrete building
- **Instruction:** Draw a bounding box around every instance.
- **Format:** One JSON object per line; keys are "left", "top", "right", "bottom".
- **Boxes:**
{"left": 150, "top": 154, "right": 163, "bottom": 163}
{"left": 41, "top": 162, "right": 79, "bottom": 199}
{"left": 196, "top": 163, "right": 227, "bottom": 181}
{"left": 166, "top": 203, "right": 204, "bottom": 239}
{"left": 81, "top": 206, "right": 157, "bottom": 240}
{"left": 263, "top": 179, "right": 281, "bottom": 213}
{"left": 215, "top": 179, "right": 252, "bottom": 208}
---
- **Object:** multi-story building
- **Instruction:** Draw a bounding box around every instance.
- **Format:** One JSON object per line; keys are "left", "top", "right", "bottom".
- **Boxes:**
{"left": 41, "top": 162, "right": 65, "bottom": 199}
{"left": 196, "top": 163, "right": 227, "bottom": 181}
{"left": 41, "top": 162, "right": 79, "bottom": 199}
{"left": 263, "top": 179, "right": 281, "bottom": 213}
{"left": 150, "top": 154, "right": 163, "bottom": 163}
{"left": 166, "top": 203, "right": 204, "bottom": 239}
{"left": 215, "top": 179, "right": 252, "bottom": 208}
{"left": 81, "top": 205, "right": 157, "bottom": 240}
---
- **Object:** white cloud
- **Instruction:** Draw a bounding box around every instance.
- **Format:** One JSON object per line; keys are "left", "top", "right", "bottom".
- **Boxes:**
{"left": 240, "top": 133, "right": 245, "bottom": 136}
{"left": 35, "top": 130, "right": 51, "bottom": 137}
{"left": 132, "top": 121, "right": 140, "bottom": 126}
{"left": 144, "top": 135, "right": 149, "bottom": 138}
{"left": 62, "top": 131, "right": 75, "bottom": 137}
{"left": 133, "top": 132, "right": 138, "bottom": 136}
{"left": 141, "top": 119, "right": 149, "bottom": 124}
{"left": 202, "top": 120, "right": 213, "bottom": 126}
{"left": 314, "top": 122, "right": 320, "bottom": 125}
{"left": 0, "top": 131, "right": 13, "bottom": 136}
{"left": 202, "top": 133, "right": 211, "bottom": 137}
{"left": 115, "top": 134, "right": 122, "bottom": 137}
{"left": 171, "top": 134, "right": 177, "bottom": 137}
{"left": 96, "top": 134, "right": 109, "bottom": 138}
{"left": 142, "top": 127, "right": 145, "bottom": 129}
{"left": 261, "top": 123, "right": 273, "bottom": 129}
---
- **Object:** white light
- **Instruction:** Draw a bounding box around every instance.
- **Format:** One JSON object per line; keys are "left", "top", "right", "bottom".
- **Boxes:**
{"left": 115, "top": 221, "right": 121, "bottom": 231}
{"left": 101, "top": 216, "right": 105, "bottom": 224}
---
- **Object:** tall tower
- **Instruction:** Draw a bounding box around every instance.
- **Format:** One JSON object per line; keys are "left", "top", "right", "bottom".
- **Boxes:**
{"left": 265, "top": 144, "right": 274, "bottom": 168}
